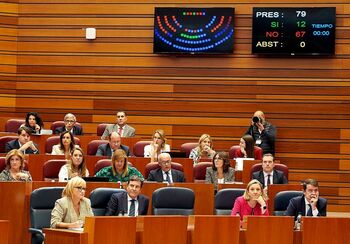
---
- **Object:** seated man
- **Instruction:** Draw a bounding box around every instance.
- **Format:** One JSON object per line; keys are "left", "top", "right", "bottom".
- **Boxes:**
{"left": 147, "top": 152, "right": 185, "bottom": 183}
{"left": 54, "top": 113, "right": 83, "bottom": 135}
{"left": 285, "top": 178, "right": 327, "bottom": 219}
{"left": 5, "top": 126, "right": 39, "bottom": 154}
{"left": 105, "top": 175, "right": 149, "bottom": 216}
{"left": 96, "top": 132, "right": 131, "bottom": 157}
{"left": 101, "top": 111, "right": 135, "bottom": 139}
{"left": 252, "top": 153, "right": 288, "bottom": 188}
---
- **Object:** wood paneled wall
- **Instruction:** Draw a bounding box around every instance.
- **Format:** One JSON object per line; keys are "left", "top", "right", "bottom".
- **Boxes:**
{"left": 0, "top": 0, "right": 350, "bottom": 211}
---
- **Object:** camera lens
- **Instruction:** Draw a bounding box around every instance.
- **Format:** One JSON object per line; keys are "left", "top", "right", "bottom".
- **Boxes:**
{"left": 252, "top": 116, "right": 260, "bottom": 123}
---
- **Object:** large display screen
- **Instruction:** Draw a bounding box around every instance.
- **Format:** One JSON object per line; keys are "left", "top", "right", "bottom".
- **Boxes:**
{"left": 153, "top": 7, "right": 235, "bottom": 54}
{"left": 252, "top": 7, "right": 336, "bottom": 55}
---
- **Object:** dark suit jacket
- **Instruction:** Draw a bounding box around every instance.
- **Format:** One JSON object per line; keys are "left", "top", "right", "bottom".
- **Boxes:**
{"left": 147, "top": 168, "right": 186, "bottom": 183}
{"left": 5, "top": 139, "right": 39, "bottom": 154}
{"left": 54, "top": 125, "right": 83, "bottom": 135}
{"left": 105, "top": 191, "right": 149, "bottom": 216}
{"left": 252, "top": 169, "right": 288, "bottom": 188}
{"left": 95, "top": 143, "right": 131, "bottom": 157}
{"left": 285, "top": 195, "right": 327, "bottom": 220}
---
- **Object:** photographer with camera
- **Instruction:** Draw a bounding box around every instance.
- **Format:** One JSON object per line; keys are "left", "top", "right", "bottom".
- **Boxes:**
{"left": 245, "top": 111, "right": 276, "bottom": 155}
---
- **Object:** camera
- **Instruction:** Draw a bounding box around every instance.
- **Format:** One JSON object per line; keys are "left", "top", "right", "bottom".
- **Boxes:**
{"left": 252, "top": 116, "right": 261, "bottom": 124}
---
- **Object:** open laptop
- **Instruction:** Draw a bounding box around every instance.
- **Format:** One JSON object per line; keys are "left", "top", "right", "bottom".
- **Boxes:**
{"left": 82, "top": 176, "right": 110, "bottom": 182}
{"left": 168, "top": 151, "right": 186, "bottom": 158}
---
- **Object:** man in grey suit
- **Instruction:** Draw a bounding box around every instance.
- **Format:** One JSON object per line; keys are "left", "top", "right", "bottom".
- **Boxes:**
{"left": 96, "top": 132, "right": 131, "bottom": 157}
{"left": 252, "top": 153, "right": 288, "bottom": 188}
{"left": 101, "top": 111, "right": 136, "bottom": 139}
{"left": 105, "top": 175, "right": 149, "bottom": 216}
{"left": 147, "top": 153, "right": 185, "bottom": 183}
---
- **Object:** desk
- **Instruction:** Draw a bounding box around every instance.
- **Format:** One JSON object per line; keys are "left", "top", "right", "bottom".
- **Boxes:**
{"left": 43, "top": 216, "right": 317, "bottom": 244}
{"left": 302, "top": 217, "right": 350, "bottom": 244}
{"left": 0, "top": 182, "right": 31, "bottom": 244}
{"left": 44, "top": 229, "right": 88, "bottom": 244}
{"left": 0, "top": 220, "right": 10, "bottom": 244}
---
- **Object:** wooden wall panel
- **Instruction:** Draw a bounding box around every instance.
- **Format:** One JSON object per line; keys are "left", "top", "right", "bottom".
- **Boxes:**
{"left": 0, "top": 0, "right": 350, "bottom": 211}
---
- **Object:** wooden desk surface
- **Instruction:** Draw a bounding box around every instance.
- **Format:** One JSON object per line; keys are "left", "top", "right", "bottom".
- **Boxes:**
{"left": 43, "top": 216, "right": 317, "bottom": 244}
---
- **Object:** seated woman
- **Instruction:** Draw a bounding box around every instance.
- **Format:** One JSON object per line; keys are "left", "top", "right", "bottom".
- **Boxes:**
{"left": 231, "top": 179, "right": 269, "bottom": 225}
{"left": 189, "top": 134, "right": 216, "bottom": 165}
{"left": 95, "top": 149, "right": 144, "bottom": 184}
{"left": 52, "top": 131, "right": 78, "bottom": 159}
{"left": 50, "top": 176, "right": 93, "bottom": 228}
{"left": 21, "top": 112, "right": 44, "bottom": 135}
{"left": 0, "top": 149, "right": 32, "bottom": 181}
{"left": 233, "top": 134, "right": 255, "bottom": 158}
{"left": 144, "top": 129, "right": 170, "bottom": 162}
{"left": 58, "top": 147, "right": 89, "bottom": 182}
{"left": 205, "top": 151, "right": 235, "bottom": 190}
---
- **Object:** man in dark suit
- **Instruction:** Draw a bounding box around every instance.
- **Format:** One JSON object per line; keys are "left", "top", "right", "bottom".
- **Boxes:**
{"left": 105, "top": 175, "right": 149, "bottom": 216}
{"left": 252, "top": 153, "right": 288, "bottom": 188}
{"left": 101, "top": 111, "right": 136, "bottom": 139}
{"left": 54, "top": 113, "right": 83, "bottom": 135}
{"left": 96, "top": 131, "right": 131, "bottom": 157}
{"left": 5, "top": 126, "right": 39, "bottom": 154}
{"left": 147, "top": 152, "right": 185, "bottom": 183}
{"left": 285, "top": 179, "right": 327, "bottom": 220}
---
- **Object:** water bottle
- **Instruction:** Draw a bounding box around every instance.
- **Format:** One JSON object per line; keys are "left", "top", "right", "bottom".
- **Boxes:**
{"left": 295, "top": 213, "right": 302, "bottom": 230}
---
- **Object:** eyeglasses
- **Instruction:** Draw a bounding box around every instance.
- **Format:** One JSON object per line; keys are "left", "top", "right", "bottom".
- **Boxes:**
{"left": 75, "top": 186, "right": 86, "bottom": 192}
{"left": 65, "top": 120, "right": 75, "bottom": 124}
{"left": 160, "top": 161, "right": 171, "bottom": 165}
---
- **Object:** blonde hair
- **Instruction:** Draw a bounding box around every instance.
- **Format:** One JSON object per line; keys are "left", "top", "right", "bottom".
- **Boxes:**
{"left": 62, "top": 176, "right": 86, "bottom": 198}
{"left": 111, "top": 149, "right": 128, "bottom": 177}
{"left": 67, "top": 147, "right": 88, "bottom": 178}
{"left": 243, "top": 179, "right": 263, "bottom": 201}
{"left": 5, "top": 149, "right": 25, "bottom": 170}
{"left": 152, "top": 129, "right": 167, "bottom": 150}
{"left": 197, "top": 134, "right": 213, "bottom": 154}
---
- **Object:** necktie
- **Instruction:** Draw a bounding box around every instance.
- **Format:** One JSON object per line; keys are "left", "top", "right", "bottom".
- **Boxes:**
{"left": 129, "top": 199, "right": 135, "bottom": 216}
{"left": 267, "top": 174, "right": 271, "bottom": 186}
{"left": 165, "top": 171, "right": 171, "bottom": 184}
{"left": 306, "top": 204, "right": 313, "bottom": 216}
{"left": 118, "top": 126, "right": 123, "bottom": 136}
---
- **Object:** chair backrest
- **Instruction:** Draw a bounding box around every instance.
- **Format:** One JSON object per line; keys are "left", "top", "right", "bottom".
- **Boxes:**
{"left": 94, "top": 159, "right": 112, "bottom": 175}
{"left": 96, "top": 123, "right": 112, "bottom": 137}
{"left": 0, "top": 157, "right": 6, "bottom": 172}
{"left": 193, "top": 162, "right": 212, "bottom": 182}
{"left": 30, "top": 187, "right": 64, "bottom": 229}
{"left": 89, "top": 188, "right": 126, "bottom": 216}
{"left": 144, "top": 162, "right": 184, "bottom": 179}
{"left": 87, "top": 140, "right": 108, "bottom": 155}
{"left": 214, "top": 188, "right": 245, "bottom": 215}
{"left": 0, "top": 136, "right": 18, "bottom": 153}
{"left": 180, "top": 142, "right": 198, "bottom": 157}
{"left": 228, "top": 145, "right": 263, "bottom": 160}
{"left": 45, "top": 136, "right": 81, "bottom": 154}
{"left": 250, "top": 163, "right": 289, "bottom": 180}
{"left": 133, "top": 141, "right": 152, "bottom": 157}
{"left": 152, "top": 187, "right": 195, "bottom": 215}
{"left": 42, "top": 159, "right": 67, "bottom": 181}
{"left": 274, "top": 190, "right": 303, "bottom": 216}
{"left": 5, "top": 119, "right": 25, "bottom": 133}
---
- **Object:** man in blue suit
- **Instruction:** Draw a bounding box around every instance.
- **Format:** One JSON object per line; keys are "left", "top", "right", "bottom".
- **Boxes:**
{"left": 285, "top": 179, "right": 327, "bottom": 220}
{"left": 105, "top": 175, "right": 149, "bottom": 216}
{"left": 96, "top": 132, "right": 131, "bottom": 157}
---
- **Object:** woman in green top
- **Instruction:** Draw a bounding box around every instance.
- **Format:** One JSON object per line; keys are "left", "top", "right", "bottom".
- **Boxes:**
{"left": 95, "top": 149, "right": 144, "bottom": 184}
